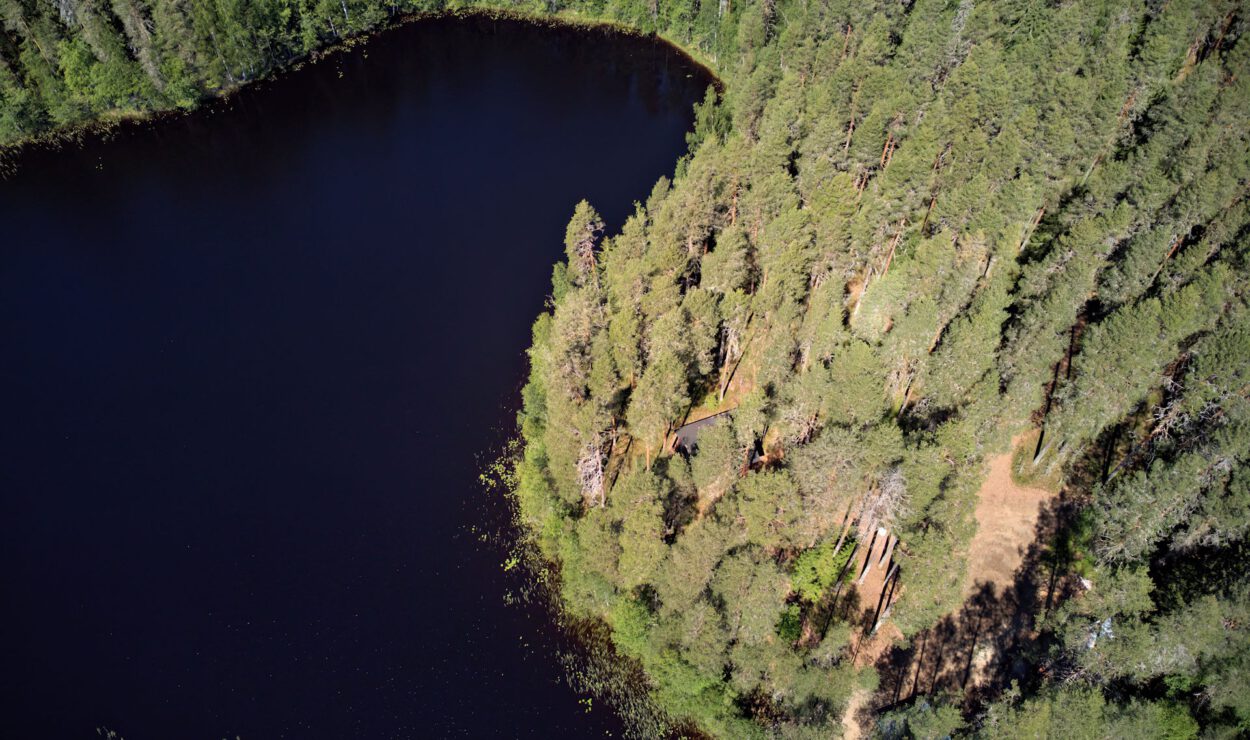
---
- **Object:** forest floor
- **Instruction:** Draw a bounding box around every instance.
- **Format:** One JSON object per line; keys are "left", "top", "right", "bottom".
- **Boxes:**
{"left": 845, "top": 436, "right": 1061, "bottom": 736}
{"left": 842, "top": 687, "right": 871, "bottom": 740}
{"left": 964, "top": 443, "right": 1056, "bottom": 600}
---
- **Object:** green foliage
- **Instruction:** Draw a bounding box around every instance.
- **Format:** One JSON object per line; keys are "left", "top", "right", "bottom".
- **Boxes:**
{"left": 790, "top": 538, "right": 855, "bottom": 603}
{"left": 508, "top": 2, "right": 1250, "bottom": 733}
{"left": 687, "top": 84, "right": 728, "bottom": 149}
{"left": 20, "top": 0, "right": 1247, "bottom": 734}
{"left": 776, "top": 603, "right": 801, "bottom": 642}
{"left": 613, "top": 468, "right": 669, "bottom": 589}
{"left": 877, "top": 697, "right": 966, "bottom": 740}
{"left": 979, "top": 686, "right": 1199, "bottom": 740}
{"left": 688, "top": 418, "right": 740, "bottom": 511}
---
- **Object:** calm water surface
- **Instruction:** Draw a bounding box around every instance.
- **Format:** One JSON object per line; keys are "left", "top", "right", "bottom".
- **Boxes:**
{"left": 0, "top": 16, "right": 708, "bottom": 737}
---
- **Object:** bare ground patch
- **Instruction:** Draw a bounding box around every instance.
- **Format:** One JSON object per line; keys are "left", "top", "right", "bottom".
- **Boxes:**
{"left": 963, "top": 442, "right": 1056, "bottom": 600}
{"left": 852, "top": 435, "right": 1070, "bottom": 730}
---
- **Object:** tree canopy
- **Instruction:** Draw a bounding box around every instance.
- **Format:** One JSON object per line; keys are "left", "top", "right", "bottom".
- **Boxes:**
{"left": 7, "top": 0, "right": 1248, "bottom": 736}
{"left": 511, "top": 0, "right": 1250, "bottom": 736}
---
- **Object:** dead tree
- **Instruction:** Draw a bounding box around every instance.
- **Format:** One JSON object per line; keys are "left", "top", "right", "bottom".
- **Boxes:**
{"left": 872, "top": 561, "right": 901, "bottom": 633}
{"left": 577, "top": 435, "right": 607, "bottom": 508}
{"left": 881, "top": 218, "right": 906, "bottom": 277}
{"left": 844, "top": 85, "right": 860, "bottom": 152}
{"left": 571, "top": 220, "right": 603, "bottom": 290}
{"left": 878, "top": 533, "right": 896, "bottom": 568}
{"left": 1150, "top": 233, "right": 1184, "bottom": 283}
{"left": 857, "top": 526, "right": 884, "bottom": 585}
{"left": 1018, "top": 206, "right": 1045, "bottom": 252}
{"left": 879, "top": 132, "right": 897, "bottom": 169}
{"left": 862, "top": 466, "right": 907, "bottom": 534}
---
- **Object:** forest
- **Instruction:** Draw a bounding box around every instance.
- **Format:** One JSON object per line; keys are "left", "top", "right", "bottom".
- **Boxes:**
{"left": 4, "top": 0, "right": 1248, "bottom": 737}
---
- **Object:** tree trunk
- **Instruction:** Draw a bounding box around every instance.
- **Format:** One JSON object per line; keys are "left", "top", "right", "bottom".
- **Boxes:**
{"left": 872, "top": 561, "right": 900, "bottom": 633}
{"left": 882, "top": 218, "right": 905, "bottom": 276}
{"left": 843, "top": 86, "right": 859, "bottom": 152}
{"left": 896, "top": 373, "right": 914, "bottom": 421}
{"left": 1032, "top": 429, "right": 1051, "bottom": 464}
{"left": 1018, "top": 206, "right": 1044, "bottom": 251}
{"left": 920, "top": 193, "right": 937, "bottom": 233}
{"left": 1150, "top": 233, "right": 1184, "bottom": 283}
{"left": 208, "top": 28, "right": 235, "bottom": 83}
{"left": 831, "top": 502, "right": 858, "bottom": 556}
{"left": 857, "top": 529, "right": 882, "bottom": 585}
{"left": 878, "top": 533, "right": 895, "bottom": 567}
{"left": 829, "top": 540, "right": 860, "bottom": 605}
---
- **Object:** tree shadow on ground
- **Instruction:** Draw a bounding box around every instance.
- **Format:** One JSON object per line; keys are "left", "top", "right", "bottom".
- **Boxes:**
{"left": 858, "top": 492, "right": 1084, "bottom": 726}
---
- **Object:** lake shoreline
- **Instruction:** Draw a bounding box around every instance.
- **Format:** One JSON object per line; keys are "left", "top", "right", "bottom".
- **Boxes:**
{"left": 0, "top": 17, "right": 710, "bottom": 735}
{"left": 0, "top": 6, "right": 720, "bottom": 178}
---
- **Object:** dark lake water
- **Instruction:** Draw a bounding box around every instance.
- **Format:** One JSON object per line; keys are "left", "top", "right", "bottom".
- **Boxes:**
{"left": 0, "top": 16, "right": 708, "bottom": 737}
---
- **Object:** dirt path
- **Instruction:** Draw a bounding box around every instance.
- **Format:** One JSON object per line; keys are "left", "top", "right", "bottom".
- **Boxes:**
{"left": 963, "top": 443, "right": 1056, "bottom": 600}
{"left": 842, "top": 686, "right": 869, "bottom": 740}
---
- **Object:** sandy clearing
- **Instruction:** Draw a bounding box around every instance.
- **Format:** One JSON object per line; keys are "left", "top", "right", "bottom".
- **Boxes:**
{"left": 848, "top": 435, "right": 1060, "bottom": 733}
{"left": 964, "top": 441, "right": 1056, "bottom": 599}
